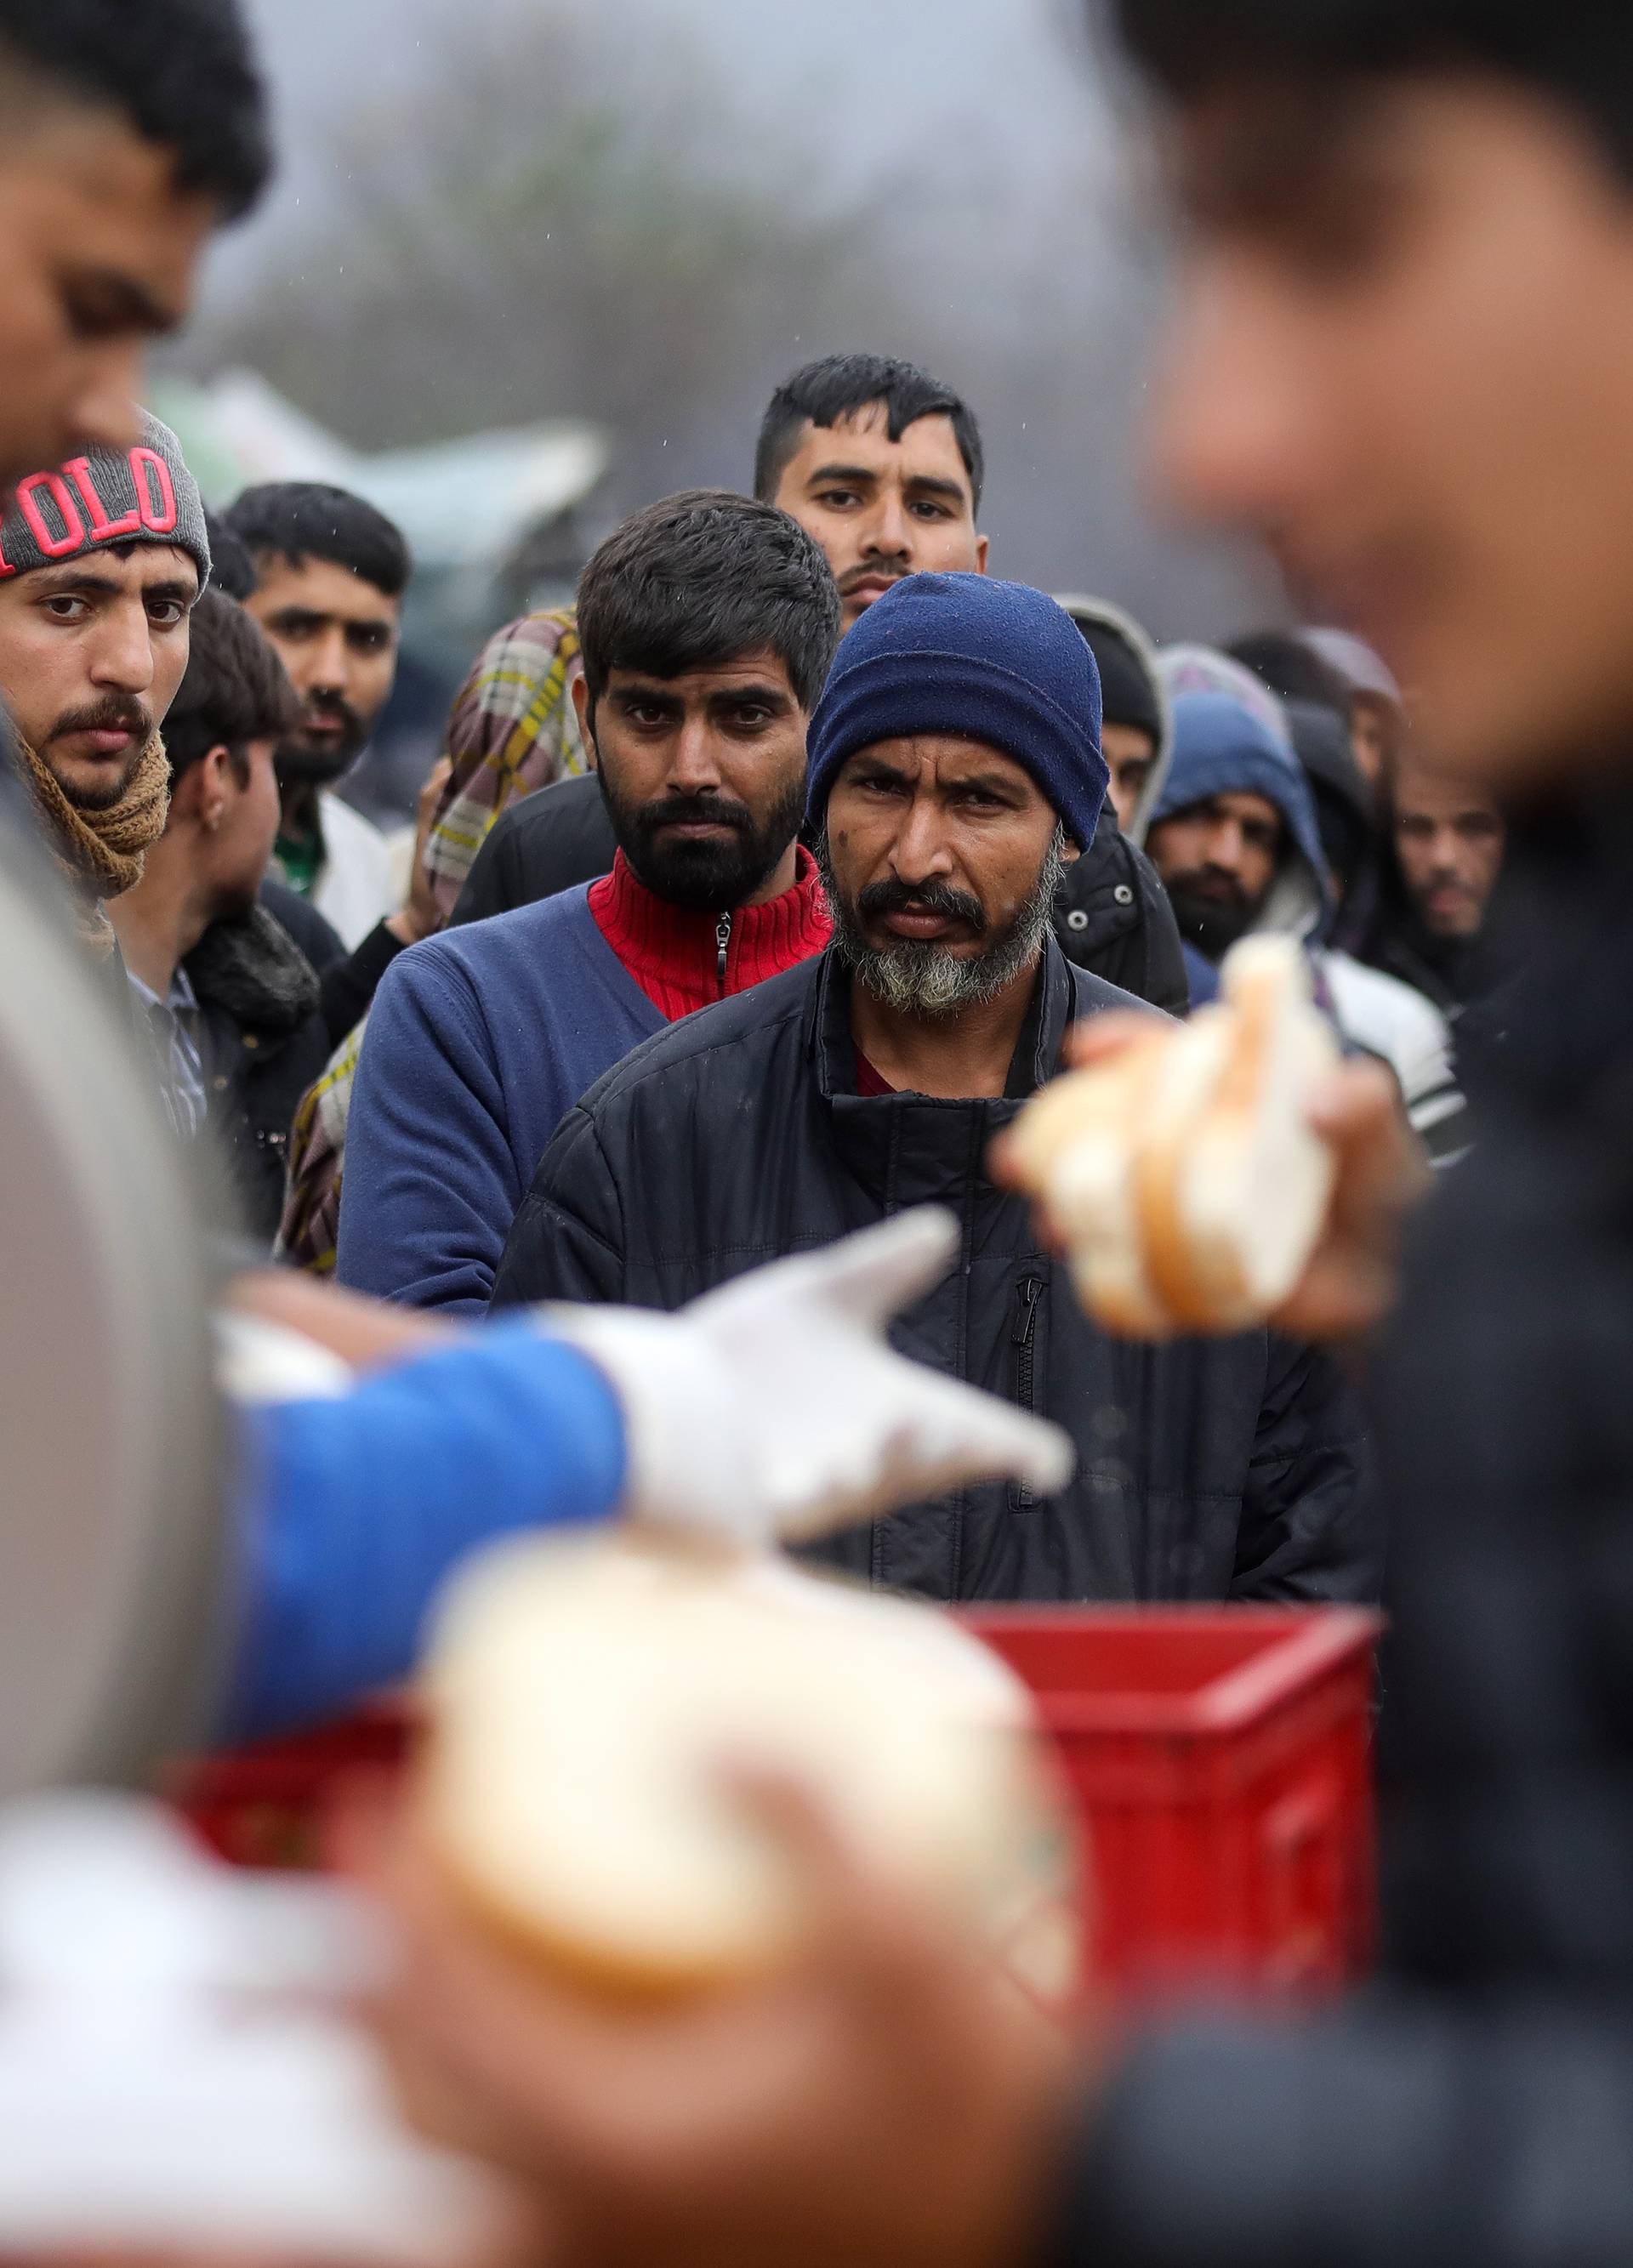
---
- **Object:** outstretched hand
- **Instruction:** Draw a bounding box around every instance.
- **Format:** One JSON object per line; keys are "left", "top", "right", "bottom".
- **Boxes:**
{"left": 992, "top": 1015, "right": 1430, "bottom": 1344}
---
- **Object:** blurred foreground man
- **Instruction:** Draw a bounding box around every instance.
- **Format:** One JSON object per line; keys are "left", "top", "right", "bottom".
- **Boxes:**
{"left": 493, "top": 573, "right": 1375, "bottom": 1607}
{"left": 359, "top": 5, "right": 1633, "bottom": 2266}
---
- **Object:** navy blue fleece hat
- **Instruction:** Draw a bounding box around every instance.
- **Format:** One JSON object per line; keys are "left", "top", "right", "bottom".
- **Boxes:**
{"left": 805, "top": 573, "right": 1107, "bottom": 847}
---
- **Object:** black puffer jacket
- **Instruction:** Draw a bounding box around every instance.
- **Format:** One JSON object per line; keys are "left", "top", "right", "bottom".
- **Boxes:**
{"left": 452, "top": 773, "right": 1189, "bottom": 1013}
{"left": 185, "top": 905, "right": 332, "bottom": 1247}
{"left": 492, "top": 939, "right": 1376, "bottom": 1606}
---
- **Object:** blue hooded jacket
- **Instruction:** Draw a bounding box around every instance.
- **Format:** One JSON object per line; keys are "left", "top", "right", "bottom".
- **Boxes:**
{"left": 1149, "top": 692, "right": 1333, "bottom": 951}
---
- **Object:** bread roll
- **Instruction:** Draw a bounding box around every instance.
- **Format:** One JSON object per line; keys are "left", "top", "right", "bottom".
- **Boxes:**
{"left": 418, "top": 1536, "right": 1080, "bottom": 2003}
{"left": 1010, "top": 935, "right": 1339, "bottom": 1337}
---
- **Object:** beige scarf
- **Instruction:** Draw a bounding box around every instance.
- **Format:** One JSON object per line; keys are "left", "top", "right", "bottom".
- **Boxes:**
{"left": 13, "top": 730, "right": 170, "bottom": 954}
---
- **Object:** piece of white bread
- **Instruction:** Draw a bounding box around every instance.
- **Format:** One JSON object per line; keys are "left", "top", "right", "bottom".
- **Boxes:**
{"left": 418, "top": 1535, "right": 1080, "bottom": 2003}
{"left": 1009, "top": 935, "right": 1339, "bottom": 1337}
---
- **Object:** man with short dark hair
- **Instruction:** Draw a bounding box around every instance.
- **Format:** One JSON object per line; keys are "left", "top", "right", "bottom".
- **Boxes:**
{"left": 109, "top": 588, "right": 329, "bottom": 1241}
{"left": 225, "top": 480, "right": 410, "bottom": 947}
{"left": 493, "top": 572, "right": 1374, "bottom": 1607}
{"left": 0, "top": 413, "right": 209, "bottom": 954}
{"left": 754, "top": 351, "right": 989, "bottom": 628}
{"left": 335, "top": 492, "right": 838, "bottom": 1316}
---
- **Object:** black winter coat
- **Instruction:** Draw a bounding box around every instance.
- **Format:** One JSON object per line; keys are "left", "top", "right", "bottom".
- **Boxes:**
{"left": 492, "top": 939, "right": 1376, "bottom": 1606}
{"left": 1048, "top": 799, "right": 1633, "bottom": 2268}
{"left": 185, "top": 907, "right": 333, "bottom": 1247}
{"left": 452, "top": 772, "right": 1190, "bottom": 1014}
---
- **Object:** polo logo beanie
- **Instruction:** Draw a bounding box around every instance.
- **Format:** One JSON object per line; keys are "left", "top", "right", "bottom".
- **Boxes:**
{"left": 0, "top": 410, "right": 211, "bottom": 588}
{"left": 805, "top": 573, "right": 1107, "bottom": 848}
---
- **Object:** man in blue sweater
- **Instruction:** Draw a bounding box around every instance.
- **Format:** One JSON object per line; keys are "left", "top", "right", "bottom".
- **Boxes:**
{"left": 336, "top": 491, "right": 839, "bottom": 1315}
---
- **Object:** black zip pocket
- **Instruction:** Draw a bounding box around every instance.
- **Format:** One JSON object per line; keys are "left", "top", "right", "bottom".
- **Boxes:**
{"left": 1008, "top": 1271, "right": 1044, "bottom": 1510}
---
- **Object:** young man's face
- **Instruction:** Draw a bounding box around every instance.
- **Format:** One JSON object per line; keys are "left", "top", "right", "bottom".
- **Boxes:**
{"left": 1146, "top": 788, "right": 1283, "bottom": 960}
{"left": 1392, "top": 759, "right": 1505, "bottom": 939}
{"left": 572, "top": 649, "right": 809, "bottom": 911}
{"left": 1102, "top": 719, "right": 1158, "bottom": 831}
{"left": 771, "top": 403, "right": 987, "bottom": 627}
{"left": 821, "top": 736, "right": 1069, "bottom": 1017}
{"left": 0, "top": 543, "right": 196, "bottom": 806}
{"left": 0, "top": 108, "right": 217, "bottom": 493}
{"left": 1152, "top": 77, "right": 1633, "bottom": 788}
{"left": 244, "top": 555, "right": 403, "bottom": 788}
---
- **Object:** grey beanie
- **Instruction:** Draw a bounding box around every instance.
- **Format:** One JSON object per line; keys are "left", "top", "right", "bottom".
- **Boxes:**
{"left": 0, "top": 411, "right": 210, "bottom": 589}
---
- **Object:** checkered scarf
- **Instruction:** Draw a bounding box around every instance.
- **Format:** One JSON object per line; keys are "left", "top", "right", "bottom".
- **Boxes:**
{"left": 421, "top": 605, "right": 589, "bottom": 923}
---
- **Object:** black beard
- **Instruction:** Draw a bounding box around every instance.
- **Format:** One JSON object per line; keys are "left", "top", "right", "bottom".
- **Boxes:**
{"left": 817, "top": 831, "right": 1064, "bottom": 1022}
{"left": 276, "top": 728, "right": 366, "bottom": 789}
{"left": 598, "top": 767, "right": 805, "bottom": 912}
{"left": 1164, "top": 881, "right": 1258, "bottom": 963}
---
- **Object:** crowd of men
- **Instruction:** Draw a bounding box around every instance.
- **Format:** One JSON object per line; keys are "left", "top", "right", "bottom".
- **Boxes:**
{"left": 7, "top": 337, "right": 1505, "bottom": 1618}
{"left": 5, "top": 0, "right": 1633, "bottom": 2261}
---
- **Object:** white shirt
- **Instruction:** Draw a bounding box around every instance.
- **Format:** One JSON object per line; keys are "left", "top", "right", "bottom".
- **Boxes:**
{"left": 308, "top": 793, "right": 400, "bottom": 952}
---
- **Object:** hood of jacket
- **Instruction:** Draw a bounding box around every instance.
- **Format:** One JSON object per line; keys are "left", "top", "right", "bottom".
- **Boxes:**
{"left": 185, "top": 901, "right": 321, "bottom": 1037}
{"left": 1149, "top": 691, "right": 1333, "bottom": 945}
{"left": 1055, "top": 595, "right": 1172, "bottom": 846}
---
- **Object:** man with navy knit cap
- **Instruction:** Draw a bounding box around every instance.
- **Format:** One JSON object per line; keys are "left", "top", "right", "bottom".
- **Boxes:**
{"left": 493, "top": 574, "right": 1376, "bottom": 1607}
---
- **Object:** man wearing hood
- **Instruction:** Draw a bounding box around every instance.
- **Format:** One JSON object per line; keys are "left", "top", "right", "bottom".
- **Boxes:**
{"left": 1056, "top": 596, "right": 1173, "bottom": 838}
{"left": 1147, "top": 691, "right": 1465, "bottom": 1156}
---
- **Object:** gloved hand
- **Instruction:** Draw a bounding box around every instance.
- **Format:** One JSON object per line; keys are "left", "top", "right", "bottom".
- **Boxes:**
{"left": 541, "top": 1208, "right": 1075, "bottom": 1548}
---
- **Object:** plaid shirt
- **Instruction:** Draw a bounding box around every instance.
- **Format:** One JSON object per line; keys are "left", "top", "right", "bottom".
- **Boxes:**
{"left": 280, "top": 605, "right": 586, "bottom": 1273}
{"left": 421, "top": 605, "right": 588, "bottom": 924}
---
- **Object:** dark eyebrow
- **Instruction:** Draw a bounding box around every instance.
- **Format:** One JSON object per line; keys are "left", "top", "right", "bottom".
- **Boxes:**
{"left": 902, "top": 473, "right": 968, "bottom": 506}
{"left": 947, "top": 768, "right": 1027, "bottom": 799}
{"left": 709, "top": 679, "right": 793, "bottom": 708}
{"left": 140, "top": 578, "right": 197, "bottom": 606}
{"left": 63, "top": 265, "right": 185, "bottom": 338}
{"left": 805, "top": 461, "right": 878, "bottom": 491}
{"left": 30, "top": 569, "right": 122, "bottom": 599}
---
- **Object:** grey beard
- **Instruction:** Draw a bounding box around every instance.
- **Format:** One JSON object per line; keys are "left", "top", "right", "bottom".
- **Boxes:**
{"left": 820, "top": 829, "right": 1066, "bottom": 1024}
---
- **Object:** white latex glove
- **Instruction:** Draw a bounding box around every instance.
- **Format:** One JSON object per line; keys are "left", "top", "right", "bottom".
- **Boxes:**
{"left": 541, "top": 1207, "right": 1076, "bottom": 1548}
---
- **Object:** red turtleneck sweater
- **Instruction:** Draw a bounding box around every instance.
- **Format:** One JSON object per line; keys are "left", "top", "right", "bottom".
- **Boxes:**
{"left": 587, "top": 846, "right": 831, "bottom": 1021}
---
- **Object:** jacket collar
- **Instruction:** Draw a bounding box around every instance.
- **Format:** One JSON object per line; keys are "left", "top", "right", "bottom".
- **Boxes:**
{"left": 590, "top": 846, "right": 830, "bottom": 1011}
{"left": 806, "top": 937, "right": 1077, "bottom": 1208}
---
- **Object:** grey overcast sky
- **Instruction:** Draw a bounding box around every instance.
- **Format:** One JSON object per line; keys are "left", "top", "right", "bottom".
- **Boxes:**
{"left": 208, "top": 0, "right": 1123, "bottom": 301}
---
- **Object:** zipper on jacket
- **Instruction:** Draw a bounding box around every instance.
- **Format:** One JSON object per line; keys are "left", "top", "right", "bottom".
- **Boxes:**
{"left": 715, "top": 911, "right": 732, "bottom": 992}
{"left": 1009, "top": 1273, "right": 1044, "bottom": 1510}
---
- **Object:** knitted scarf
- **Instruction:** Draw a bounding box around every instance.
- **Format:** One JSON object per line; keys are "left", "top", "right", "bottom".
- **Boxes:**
{"left": 13, "top": 730, "right": 170, "bottom": 954}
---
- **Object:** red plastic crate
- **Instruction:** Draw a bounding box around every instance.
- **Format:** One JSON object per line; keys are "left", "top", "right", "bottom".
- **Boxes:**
{"left": 172, "top": 1606, "right": 1380, "bottom": 2012}
{"left": 964, "top": 1605, "right": 1382, "bottom": 2004}
{"left": 170, "top": 1702, "right": 415, "bottom": 1869}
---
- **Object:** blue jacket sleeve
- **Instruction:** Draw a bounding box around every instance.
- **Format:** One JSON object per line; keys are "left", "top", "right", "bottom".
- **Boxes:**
{"left": 337, "top": 941, "right": 526, "bottom": 1317}
{"left": 218, "top": 1321, "right": 627, "bottom": 1743}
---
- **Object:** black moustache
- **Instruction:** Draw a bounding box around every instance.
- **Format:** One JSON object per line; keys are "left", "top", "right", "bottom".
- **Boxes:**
{"left": 856, "top": 878, "right": 986, "bottom": 933}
